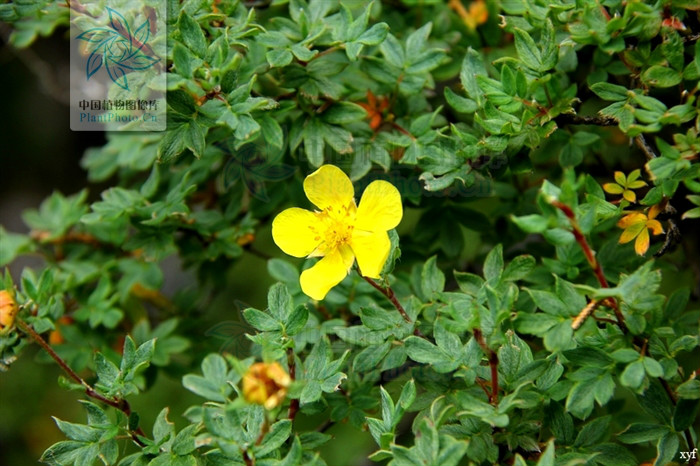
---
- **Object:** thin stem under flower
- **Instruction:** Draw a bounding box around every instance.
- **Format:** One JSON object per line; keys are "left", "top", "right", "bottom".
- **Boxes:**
{"left": 16, "top": 319, "right": 147, "bottom": 446}
{"left": 361, "top": 275, "right": 425, "bottom": 338}
{"left": 550, "top": 200, "right": 628, "bottom": 333}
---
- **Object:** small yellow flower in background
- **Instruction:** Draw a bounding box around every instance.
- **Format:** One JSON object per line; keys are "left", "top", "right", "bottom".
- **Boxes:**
{"left": 0, "top": 290, "right": 18, "bottom": 334}
{"left": 617, "top": 204, "right": 664, "bottom": 256}
{"left": 242, "top": 362, "right": 291, "bottom": 410}
{"left": 603, "top": 169, "right": 647, "bottom": 203}
{"left": 272, "top": 165, "right": 403, "bottom": 300}
{"left": 448, "top": 0, "right": 488, "bottom": 31}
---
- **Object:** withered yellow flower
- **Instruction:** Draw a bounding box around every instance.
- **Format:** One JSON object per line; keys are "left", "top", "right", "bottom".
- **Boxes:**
{"left": 603, "top": 169, "right": 647, "bottom": 203}
{"left": 242, "top": 362, "right": 291, "bottom": 410}
{"left": 272, "top": 165, "right": 403, "bottom": 300}
{"left": 0, "top": 290, "right": 18, "bottom": 334}
{"left": 617, "top": 204, "right": 664, "bottom": 256}
{"left": 448, "top": 0, "right": 488, "bottom": 30}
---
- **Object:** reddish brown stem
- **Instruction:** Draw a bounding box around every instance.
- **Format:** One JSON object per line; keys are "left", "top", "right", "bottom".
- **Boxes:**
{"left": 286, "top": 347, "right": 299, "bottom": 421}
{"left": 361, "top": 276, "right": 425, "bottom": 337}
{"left": 550, "top": 200, "right": 627, "bottom": 333}
{"left": 16, "top": 319, "right": 147, "bottom": 446}
{"left": 473, "top": 328, "right": 499, "bottom": 405}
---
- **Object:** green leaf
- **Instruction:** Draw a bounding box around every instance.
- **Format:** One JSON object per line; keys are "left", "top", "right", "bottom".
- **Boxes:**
{"left": 357, "top": 23, "right": 389, "bottom": 45}
{"left": 654, "top": 432, "right": 679, "bottom": 466}
{"left": 182, "top": 354, "right": 231, "bottom": 402}
{"left": 243, "top": 308, "right": 280, "bottom": 332}
{"left": 677, "top": 379, "right": 700, "bottom": 399}
{"left": 354, "top": 342, "right": 391, "bottom": 372}
{"left": 285, "top": 305, "right": 308, "bottom": 335}
{"left": 421, "top": 256, "right": 445, "bottom": 297}
{"left": 574, "top": 416, "right": 611, "bottom": 447}
{"left": 511, "top": 214, "right": 549, "bottom": 233}
{"left": 620, "top": 360, "right": 645, "bottom": 389}
{"left": 268, "top": 282, "right": 293, "bottom": 322}
{"left": 641, "top": 66, "right": 682, "bottom": 88}
{"left": 255, "top": 419, "right": 292, "bottom": 457}
{"left": 304, "top": 119, "right": 325, "bottom": 167}
{"left": 483, "top": 245, "right": 504, "bottom": 282}
{"left": 590, "top": 82, "right": 629, "bottom": 101}
{"left": 502, "top": 255, "right": 535, "bottom": 281}
{"left": 267, "top": 259, "right": 299, "bottom": 286}
{"left": 536, "top": 440, "right": 555, "bottom": 466}
{"left": 460, "top": 48, "right": 486, "bottom": 105}
{"left": 566, "top": 379, "right": 596, "bottom": 419}
{"left": 380, "top": 33, "right": 404, "bottom": 68}
{"left": 617, "top": 423, "right": 670, "bottom": 444}
{"left": 321, "top": 102, "right": 368, "bottom": 125}
{"left": 590, "top": 443, "right": 638, "bottom": 466}
{"left": 0, "top": 227, "right": 31, "bottom": 266}
{"left": 673, "top": 399, "right": 700, "bottom": 431}
{"left": 178, "top": 12, "right": 206, "bottom": 58}
{"left": 514, "top": 28, "right": 541, "bottom": 71}
{"left": 444, "top": 87, "right": 477, "bottom": 114}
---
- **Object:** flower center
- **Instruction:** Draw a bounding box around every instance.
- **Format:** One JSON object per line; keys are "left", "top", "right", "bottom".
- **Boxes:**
{"left": 311, "top": 203, "right": 356, "bottom": 254}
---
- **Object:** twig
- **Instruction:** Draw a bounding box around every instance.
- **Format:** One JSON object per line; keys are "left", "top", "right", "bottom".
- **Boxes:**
{"left": 474, "top": 377, "right": 493, "bottom": 400}
{"left": 361, "top": 276, "right": 425, "bottom": 337}
{"left": 682, "top": 33, "right": 700, "bottom": 43}
{"left": 632, "top": 137, "right": 682, "bottom": 257}
{"left": 389, "top": 122, "right": 416, "bottom": 140}
{"left": 572, "top": 299, "right": 602, "bottom": 330}
{"left": 316, "top": 418, "right": 335, "bottom": 433}
{"left": 550, "top": 200, "right": 628, "bottom": 333}
{"left": 472, "top": 328, "right": 499, "bottom": 405}
{"left": 0, "top": 24, "right": 70, "bottom": 105}
{"left": 659, "top": 377, "right": 697, "bottom": 463}
{"left": 286, "top": 347, "right": 299, "bottom": 421}
{"left": 555, "top": 113, "right": 618, "bottom": 127}
{"left": 592, "top": 315, "right": 618, "bottom": 325}
{"left": 16, "top": 319, "right": 147, "bottom": 446}
{"left": 634, "top": 134, "right": 657, "bottom": 160}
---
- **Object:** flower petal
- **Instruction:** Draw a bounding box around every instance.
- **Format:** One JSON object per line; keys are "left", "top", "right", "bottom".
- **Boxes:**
{"left": 619, "top": 223, "right": 645, "bottom": 244}
{"left": 617, "top": 212, "right": 646, "bottom": 229}
{"left": 648, "top": 203, "right": 664, "bottom": 220}
{"left": 628, "top": 169, "right": 641, "bottom": 182}
{"left": 627, "top": 180, "right": 647, "bottom": 189}
{"left": 354, "top": 180, "right": 403, "bottom": 232}
{"left": 603, "top": 183, "right": 624, "bottom": 195}
{"left": 272, "top": 208, "right": 323, "bottom": 257}
{"left": 351, "top": 230, "right": 391, "bottom": 278}
{"left": 647, "top": 219, "right": 664, "bottom": 235}
{"left": 614, "top": 171, "right": 626, "bottom": 186}
{"left": 300, "top": 246, "right": 354, "bottom": 300}
{"left": 634, "top": 228, "right": 650, "bottom": 255}
{"left": 304, "top": 165, "right": 354, "bottom": 211}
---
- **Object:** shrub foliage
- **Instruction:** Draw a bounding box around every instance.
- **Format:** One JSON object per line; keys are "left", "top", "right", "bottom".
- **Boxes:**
{"left": 1, "top": 1, "right": 699, "bottom": 465}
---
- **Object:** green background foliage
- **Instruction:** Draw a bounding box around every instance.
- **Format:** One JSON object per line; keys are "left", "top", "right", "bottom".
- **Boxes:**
{"left": 1, "top": 0, "right": 699, "bottom": 465}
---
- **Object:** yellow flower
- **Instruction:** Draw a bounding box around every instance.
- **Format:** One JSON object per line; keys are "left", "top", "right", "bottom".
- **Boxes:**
{"left": 272, "top": 165, "right": 403, "bottom": 300}
{"left": 603, "top": 169, "right": 647, "bottom": 203}
{"left": 617, "top": 204, "right": 664, "bottom": 256}
{"left": 242, "top": 362, "right": 291, "bottom": 410}
{"left": 448, "top": 0, "right": 488, "bottom": 31}
{"left": 0, "top": 290, "right": 18, "bottom": 335}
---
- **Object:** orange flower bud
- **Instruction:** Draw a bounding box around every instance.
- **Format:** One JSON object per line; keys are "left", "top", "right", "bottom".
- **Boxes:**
{"left": 236, "top": 233, "right": 255, "bottom": 246}
{"left": 48, "top": 329, "right": 65, "bottom": 345}
{"left": 0, "top": 290, "right": 18, "bottom": 333}
{"left": 242, "top": 362, "right": 291, "bottom": 410}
